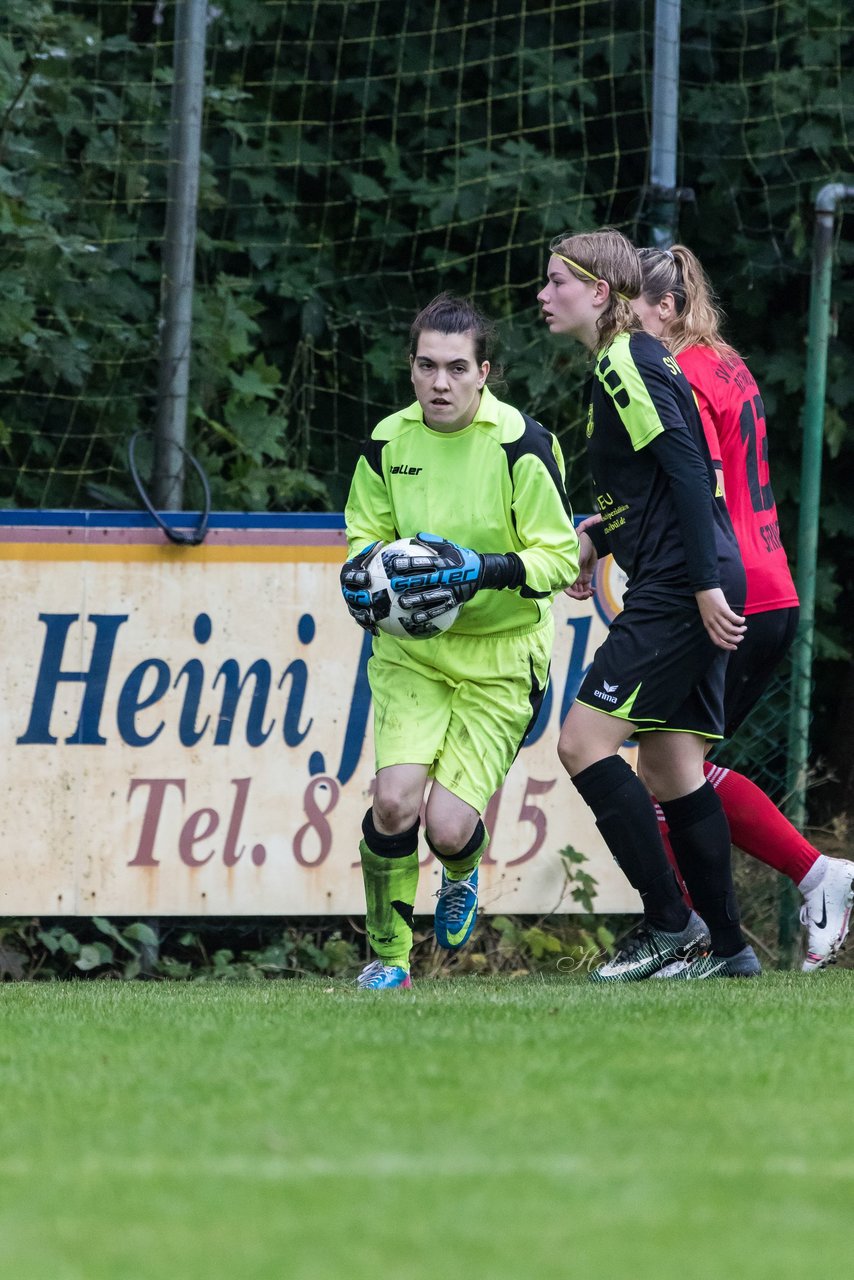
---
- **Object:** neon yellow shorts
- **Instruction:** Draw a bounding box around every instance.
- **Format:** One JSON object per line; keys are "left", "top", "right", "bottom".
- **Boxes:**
{"left": 368, "top": 617, "right": 553, "bottom": 812}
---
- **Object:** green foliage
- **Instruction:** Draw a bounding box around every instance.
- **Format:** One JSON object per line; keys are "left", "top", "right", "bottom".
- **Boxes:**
{"left": 0, "top": 912, "right": 618, "bottom": 981}
{"left": 0, "top": 0, "right": 328, "bottom": 510}
{"left": 557, "top": 843, "right": 601, "bottom": 914}
{"left": 0, "top": 918, "right": 362, "bottom": 981}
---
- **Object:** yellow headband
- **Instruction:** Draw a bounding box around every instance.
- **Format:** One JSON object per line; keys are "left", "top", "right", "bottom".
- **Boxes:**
{"left": 553, "top": 253, "right": 632, "bottom": 303}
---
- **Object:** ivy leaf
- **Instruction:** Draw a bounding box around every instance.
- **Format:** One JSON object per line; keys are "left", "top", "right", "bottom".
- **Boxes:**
{"left": 92, "top": 916, "right": 136, "bottom": 953}
{"left": 227, "top": 362, "right": 280, "bottom": 401}
{"left": 348, "top": 172, "right": 386, "bottom": 202}
{"left": 75, "top": 942, "right": 111, "bottom": 971}
{"left": 122, "top": 922, "right": 159, "bottom": 948}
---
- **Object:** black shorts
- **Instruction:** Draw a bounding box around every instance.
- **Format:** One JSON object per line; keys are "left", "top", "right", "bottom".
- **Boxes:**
{"left": 576, "top": 589, "right": 730, "bottom": 739}
{"left": 723, "top": 605, "right": 799, "bottom": 737}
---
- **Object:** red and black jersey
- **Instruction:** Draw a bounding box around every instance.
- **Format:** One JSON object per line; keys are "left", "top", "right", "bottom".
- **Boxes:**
{"left": 677, "top": 345, "right": 798, "bottom": 616}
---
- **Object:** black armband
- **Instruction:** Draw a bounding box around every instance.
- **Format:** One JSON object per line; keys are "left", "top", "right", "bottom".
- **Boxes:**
{"left": 479, "top": 552, "right": 526, "bottom": 591}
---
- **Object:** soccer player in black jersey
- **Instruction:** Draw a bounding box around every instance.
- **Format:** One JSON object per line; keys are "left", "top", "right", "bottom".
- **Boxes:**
{"left": 538, "top": 228, "right": 760, "bottom": 980}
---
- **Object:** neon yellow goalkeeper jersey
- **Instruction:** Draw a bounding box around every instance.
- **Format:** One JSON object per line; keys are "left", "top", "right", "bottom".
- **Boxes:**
{"left": 344, "top": 385, "right": 580, "bottom": 636}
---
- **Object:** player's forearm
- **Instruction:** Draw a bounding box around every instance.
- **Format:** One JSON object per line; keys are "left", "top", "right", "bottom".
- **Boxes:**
{"left": 582, "top": 517, "right": 608, "bottom": 557}
{"left": 514, "top": 537, "right": 581, "bottom": 596}
{"left": 345, "top": 513, "right": 391, "bottom": 560}
{"left": 649, "top": 431, "right": 720, "bottom": 591}
{"left": 509, "top": 462, "right": 580, "bottom": 594}
{"left": 344, "top": 464, "right": 394, "bottom": 557}
{"left": 670, "top": 480, "right": 720, "bottom": 591}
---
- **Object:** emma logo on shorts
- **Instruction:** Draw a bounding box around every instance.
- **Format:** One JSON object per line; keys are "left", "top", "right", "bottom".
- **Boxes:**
{"left": 593, "top": 681, "right": 619, "bottom": 705}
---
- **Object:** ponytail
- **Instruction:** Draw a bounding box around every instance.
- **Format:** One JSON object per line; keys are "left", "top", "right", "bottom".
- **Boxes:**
{"left": 638, "top": 244, "right": 739, "bottom": 360}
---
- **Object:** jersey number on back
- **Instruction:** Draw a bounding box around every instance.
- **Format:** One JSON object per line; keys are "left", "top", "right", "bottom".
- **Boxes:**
{"left": 739, "top": 393, "right": 775, "bottom": 514}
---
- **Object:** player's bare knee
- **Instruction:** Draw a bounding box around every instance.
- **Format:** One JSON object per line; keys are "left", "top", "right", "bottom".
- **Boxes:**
{"left": 636, "top": 760, "right": 664, "bottom": 799}
{"left": 557, "top": 733, "right": 585, "bottom": 777}
{"left": 372, "top": 793, "right": 420, "bottom": 835}
{"left": 425, "top": 819, "right": 475, "bottom": 858}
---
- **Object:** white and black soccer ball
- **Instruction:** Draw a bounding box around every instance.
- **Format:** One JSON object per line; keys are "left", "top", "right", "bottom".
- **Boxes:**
{"left": 366, "top": 537, "right": 462, "bottom": 640}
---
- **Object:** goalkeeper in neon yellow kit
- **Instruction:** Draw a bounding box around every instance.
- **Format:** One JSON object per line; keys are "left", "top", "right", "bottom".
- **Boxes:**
{"left": 341, "top": 294, "right": 580, "bottom": 989}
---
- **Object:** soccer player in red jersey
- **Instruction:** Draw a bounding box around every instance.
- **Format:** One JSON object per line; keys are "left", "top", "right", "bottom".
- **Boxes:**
{"left": 632, "top": 244, "right": 854, "bottom": 971}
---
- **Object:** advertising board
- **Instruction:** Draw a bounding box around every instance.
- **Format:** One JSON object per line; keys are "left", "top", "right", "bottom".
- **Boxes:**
{"left": 0, "top": 513, "right": 638, "bottom": 916}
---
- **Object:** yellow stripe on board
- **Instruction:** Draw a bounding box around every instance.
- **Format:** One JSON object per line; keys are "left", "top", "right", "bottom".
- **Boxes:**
{"left": 0, "top": 543, "right": 344, "bottom": 564}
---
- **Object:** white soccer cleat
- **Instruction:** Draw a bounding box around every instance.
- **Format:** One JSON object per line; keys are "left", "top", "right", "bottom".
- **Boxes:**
{"left": 800, "top": 858, "right": 854, "bottom": 972}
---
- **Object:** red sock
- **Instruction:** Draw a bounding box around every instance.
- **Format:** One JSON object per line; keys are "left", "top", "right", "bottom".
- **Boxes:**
{"left": 653, "top": 801, "right": 693, "bottom": 907}
{"left": 703, "top": 761, "right": 820, "bottom": 884}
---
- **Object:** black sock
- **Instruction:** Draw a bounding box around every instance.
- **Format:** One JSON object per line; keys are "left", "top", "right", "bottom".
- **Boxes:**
{"left": 572, "top": 757, "right": 690, "bottom": 932}
{"left": 361, "top": 808, "right": 420, "bottom": 858}
{"left": 659, "top": 782, "right": 745, "bottom": 957}
{"left": 426, "top": 820, "right": 486, "bottom": 878}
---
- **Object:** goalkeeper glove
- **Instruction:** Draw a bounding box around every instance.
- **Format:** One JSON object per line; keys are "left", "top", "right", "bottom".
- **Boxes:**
{"left": 386, "top": 531, "right": 524, "bottom": 610}
{"left": 340, "top": 541, "right": 383, "bottom": 634}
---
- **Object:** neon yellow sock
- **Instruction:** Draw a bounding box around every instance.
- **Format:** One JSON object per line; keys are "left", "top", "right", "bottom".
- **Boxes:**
{"left": 439, "top": 827, "right": 489, "bottom": 882}
{"left": 359, "top": 841, "right": 419, "bottom": 968}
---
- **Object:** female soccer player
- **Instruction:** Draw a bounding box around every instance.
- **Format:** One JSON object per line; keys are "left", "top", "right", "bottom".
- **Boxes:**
{"left": 340, "top": 293, "right": 579, "bottom": 990}
{"left": 538, "top": 228, "right": 759, "bottom": 981}
{"left": 633, "top": 244, "right": 854, "bottom": 971}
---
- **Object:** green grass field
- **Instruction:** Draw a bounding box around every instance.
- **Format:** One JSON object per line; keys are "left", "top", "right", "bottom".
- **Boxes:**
{"left": 1, "top": 972, "right": 851, "bottom": 1279}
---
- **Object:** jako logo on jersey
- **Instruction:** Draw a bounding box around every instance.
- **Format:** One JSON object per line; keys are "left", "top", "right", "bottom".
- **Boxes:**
{"left": 389, "top": 464, "right": 422, "bottom": 475}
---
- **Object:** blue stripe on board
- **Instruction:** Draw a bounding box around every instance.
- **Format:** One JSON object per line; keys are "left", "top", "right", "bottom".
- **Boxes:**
{"left": 1, "top": 512, "right": 590, "bottom": 531}
{"left": 0, "top": 511, "right": 347, "bottom": 530}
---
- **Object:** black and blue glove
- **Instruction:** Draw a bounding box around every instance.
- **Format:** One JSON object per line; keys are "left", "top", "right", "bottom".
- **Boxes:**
{"left": 387, "top": 532, "right": 524, "bottom": 611}
{"left": 340, "top": 541, "right": 383, "bottom": 634}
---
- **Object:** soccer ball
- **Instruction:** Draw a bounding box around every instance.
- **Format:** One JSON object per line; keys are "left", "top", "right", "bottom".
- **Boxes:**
{"left": 366, "top": 537, "right": 462, "bottom": 640}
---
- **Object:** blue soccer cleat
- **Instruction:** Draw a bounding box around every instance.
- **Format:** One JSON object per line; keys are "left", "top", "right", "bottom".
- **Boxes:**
{"left": 434, "top": 867, "right": 479, "bottom": 951}
{"left": 356, "top": 960, "right": 412, "bottom": 991}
